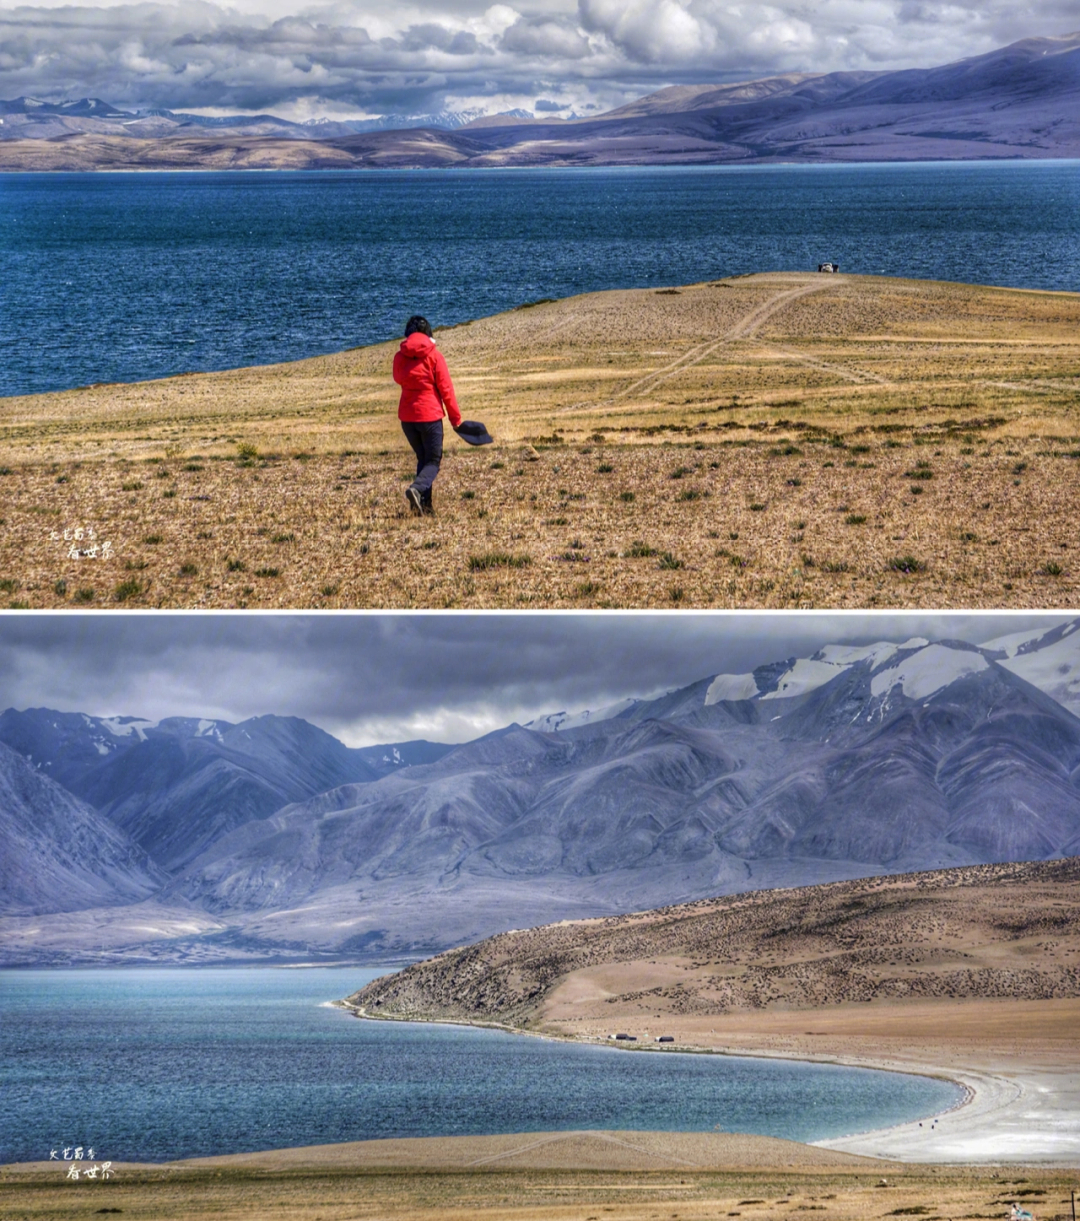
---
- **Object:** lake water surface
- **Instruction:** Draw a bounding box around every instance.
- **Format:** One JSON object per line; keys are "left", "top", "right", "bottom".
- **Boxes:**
{"left": 2, "top": 161, "right": 1078, "bottom": 398}
{"left": 0, "top": 967, "right": 962, "bottom": 1164}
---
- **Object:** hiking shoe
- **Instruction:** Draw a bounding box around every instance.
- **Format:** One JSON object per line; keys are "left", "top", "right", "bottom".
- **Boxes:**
{"left": 406, "top": 486, "right": 423, "bottom": 515}
{"left": 421, "top": 494, "right": 434, "bottom": 516}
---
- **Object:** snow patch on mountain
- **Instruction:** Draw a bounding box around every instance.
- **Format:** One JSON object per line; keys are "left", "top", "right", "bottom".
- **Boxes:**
{"left": 526, "top": 698, "right": 640, "bottom": 733}
{"left": 870, "top": 644, "right": 989, "bottom": 701}
{"left": 760, "top": 658, "right": 848, "bottom": 701}
{"left": 98, "top": 716, "right": 156, "bottom": 739}
{"left": 704, "top": 673, "right": 760, "bottom": 704}
{"left": 998, "top": 632, "right": 1080, "bottom": 715}
{"left": 816, "top": 641, "right": 900, "bottom": 668}
{"left": 980, "top": 626, "right": 1055, "bottom": 658}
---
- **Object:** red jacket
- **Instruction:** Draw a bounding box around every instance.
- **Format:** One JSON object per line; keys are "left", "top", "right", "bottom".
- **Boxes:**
{"left": 393, "top": 333, "right": 462, "bottom": 428}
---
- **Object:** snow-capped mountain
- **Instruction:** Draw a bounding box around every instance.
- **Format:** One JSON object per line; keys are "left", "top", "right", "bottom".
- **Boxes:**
{"left": 3, "top": 619, "right": 1080, "bottom": 964}
{"left": 533, "top": 620, "right": 1080, "bottom": 729}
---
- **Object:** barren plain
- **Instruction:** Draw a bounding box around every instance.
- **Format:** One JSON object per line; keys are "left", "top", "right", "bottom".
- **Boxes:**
{"left": 1, "top": 272, "right": 1079, "bottom": 609}
{"left": 3, "top": 1131, "right": 1078, "bottom": 1221}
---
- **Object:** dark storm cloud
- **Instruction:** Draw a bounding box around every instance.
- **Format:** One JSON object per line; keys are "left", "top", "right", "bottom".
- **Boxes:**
{"left": 2, "top": 0, "right": 1077, "bottom": 118}
{"left": 0, "top": 613, "right": 1066, "bottom": 747}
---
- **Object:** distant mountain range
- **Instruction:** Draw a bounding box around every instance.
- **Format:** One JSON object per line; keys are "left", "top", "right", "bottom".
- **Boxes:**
{"left": 0, "top": 96, "right": 534, "bottom": 141}
{"left": 2, "top": 619, "right": 1080, "bottom": 966}
{"left": 1, "top": 31, "right": 1077, "bottom": 169}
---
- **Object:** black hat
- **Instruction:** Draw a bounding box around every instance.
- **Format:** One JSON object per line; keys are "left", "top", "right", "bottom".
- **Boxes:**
{"left": 455, "top": 420, "right": 494, "bottom": 446}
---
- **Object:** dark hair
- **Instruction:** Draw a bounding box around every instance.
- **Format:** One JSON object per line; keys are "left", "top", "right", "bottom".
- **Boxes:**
{"left": 404, "top": 315, "right": 433, "bottom": 338}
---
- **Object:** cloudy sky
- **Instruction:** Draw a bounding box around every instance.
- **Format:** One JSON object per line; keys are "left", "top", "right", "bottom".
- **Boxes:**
{"left": 0, "top": 611, "right": 1069, "bottom": 747}
{"left": 1, "top": 0, "right": 1076, "bottom": 119}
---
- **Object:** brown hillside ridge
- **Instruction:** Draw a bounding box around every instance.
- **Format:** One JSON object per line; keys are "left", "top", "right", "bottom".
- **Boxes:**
{"left": 2, "top": 272, "right": 1080, "bottom": 609}
{"left": 346, "top": 857, "right": 1080, "bottom": 1028}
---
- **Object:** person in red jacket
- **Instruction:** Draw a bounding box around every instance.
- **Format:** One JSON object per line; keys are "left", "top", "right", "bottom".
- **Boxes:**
{"left": 392, "top": 315, "right": 463, "bottom": 515}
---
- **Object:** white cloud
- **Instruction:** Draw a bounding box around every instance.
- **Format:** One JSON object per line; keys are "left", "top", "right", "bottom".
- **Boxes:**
{"left": 1, "top": 0, "right": 1076, "bottom": 117}
{"left": 0, "top": 614, "right": 1069, "bottom": 750}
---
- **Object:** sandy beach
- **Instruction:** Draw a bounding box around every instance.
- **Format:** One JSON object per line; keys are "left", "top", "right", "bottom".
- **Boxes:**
{"left": 516, "top": 999, "right": 1080, "bottom": 1165}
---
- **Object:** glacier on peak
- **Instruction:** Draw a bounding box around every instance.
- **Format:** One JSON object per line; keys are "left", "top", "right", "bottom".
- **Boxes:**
{"left": 704, "top": 672, "right": 759, "bottom": 704}
{"left": 870, "top": 644, "right": 990, "bottom": 701}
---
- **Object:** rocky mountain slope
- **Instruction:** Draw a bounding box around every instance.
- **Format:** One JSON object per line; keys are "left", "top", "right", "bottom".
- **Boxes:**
{"left": 0, "top": 709, "right": 451, "bottom": 872}
{"left": 346, "top": 857, "right": 1080, "bottom": 1025}
{"left": 2, "top": 32, "right": 1077, "bottom": 169}
{"left": 0, "top": 740, "right": 165, "bottom": 914}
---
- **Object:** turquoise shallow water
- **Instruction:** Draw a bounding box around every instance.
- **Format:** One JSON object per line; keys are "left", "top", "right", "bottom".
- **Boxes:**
{"left": 0, "top": 968, "right": 962, "bottom": 1164}
{"left": 1, "top": 161, "right": 1078, "bottom": 397}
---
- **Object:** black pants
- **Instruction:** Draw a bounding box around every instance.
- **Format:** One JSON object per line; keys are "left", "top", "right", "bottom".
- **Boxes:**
{"left": 401, "top": 419, "right": 443, "bottom": 503}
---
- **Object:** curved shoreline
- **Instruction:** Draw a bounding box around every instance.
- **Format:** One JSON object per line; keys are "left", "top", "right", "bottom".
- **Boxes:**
{"left": 338, "top": 1002, "right": 971, "bottom": 1158}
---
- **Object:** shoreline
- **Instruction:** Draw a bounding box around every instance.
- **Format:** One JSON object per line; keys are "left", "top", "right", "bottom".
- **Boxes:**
{"left": 340, "top": 1001, "right": 1080, "bottom": 1165}
{"left": 339, "top": 1004, "right": 969, "bottom": 1154}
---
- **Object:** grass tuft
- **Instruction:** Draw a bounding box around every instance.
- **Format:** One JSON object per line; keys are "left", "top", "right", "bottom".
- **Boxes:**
{"left": 889, "top": 555, "right": 926, "bottom": 574}
{"left": 469, "top": 552, "right": 531, "bottom": 570}
{"left": 113, "top": 578, "right": 142, "bottom": 602}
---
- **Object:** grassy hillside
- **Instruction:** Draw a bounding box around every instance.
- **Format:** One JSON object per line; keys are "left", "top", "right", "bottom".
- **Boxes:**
{"left": 2, "top": 272, "right": 1079, "bottom": 608}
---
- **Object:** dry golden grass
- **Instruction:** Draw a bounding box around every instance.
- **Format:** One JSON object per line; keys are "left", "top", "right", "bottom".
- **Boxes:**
{"left": 2, "top": 1145, "right": 1076, "bottom": 1221}
{"left": 2, "top": 272, "right": 1079, "bottom": 608}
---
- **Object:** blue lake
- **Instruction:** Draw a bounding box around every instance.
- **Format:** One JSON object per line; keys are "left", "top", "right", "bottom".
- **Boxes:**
{"left": 0, "top": 967, "right": 962, "bottom": 1164}
{"left": 1, "top": 161, "right": 1078, "bottom": 398}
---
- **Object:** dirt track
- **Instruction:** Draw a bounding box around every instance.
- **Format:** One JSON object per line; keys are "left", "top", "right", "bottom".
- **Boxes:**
{"left": 1, "top": 272, "right": 1079, "bottom": 608}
